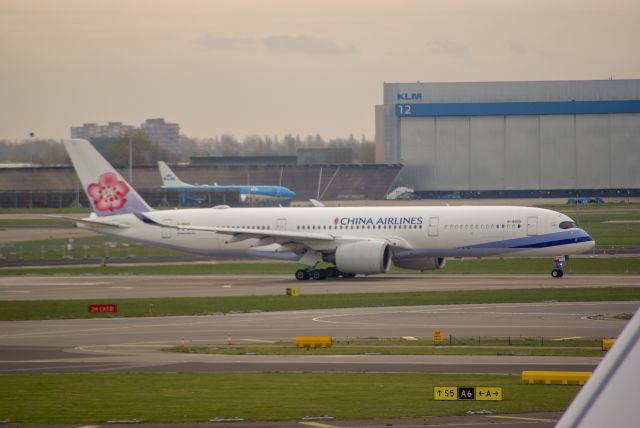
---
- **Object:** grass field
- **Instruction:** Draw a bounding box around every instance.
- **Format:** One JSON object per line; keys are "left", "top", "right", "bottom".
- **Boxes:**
{"left": 1, "top": 287, "right": 637, "bottom": 321}
{"left": 0, "top": 234, "right": 190, "bottom": 261}
{"left": 0, "top": 372, "right": 580, "bottom": 423}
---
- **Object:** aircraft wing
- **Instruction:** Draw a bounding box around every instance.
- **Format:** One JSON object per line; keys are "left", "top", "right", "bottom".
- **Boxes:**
{"left": 134, "top": 211, "right": 333, "bottom": 246}
{"left": 169, "top": 223, "right": 334, "bottom": 243}
{"left": 133, "top": 211, "right": 409, "bottom": 251}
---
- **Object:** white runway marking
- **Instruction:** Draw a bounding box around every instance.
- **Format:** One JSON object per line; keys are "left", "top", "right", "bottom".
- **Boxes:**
{"left": 299, "top": 422, "right": 340, "bottom": 428}
{"left": 488, "top": 415, "right": 558, "bottom": 423}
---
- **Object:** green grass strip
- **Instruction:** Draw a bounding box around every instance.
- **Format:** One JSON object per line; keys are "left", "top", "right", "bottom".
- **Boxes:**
{"left": 0, "top": 373, "right": 580, "bottom": 423}
{"left": 179, "top": 345, "right": 603, "bottom": 357}
{"left": 1, "top": 287, "right": 638, "bottom": 321}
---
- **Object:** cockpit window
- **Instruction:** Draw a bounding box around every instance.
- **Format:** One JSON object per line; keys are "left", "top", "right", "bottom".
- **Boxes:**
{"left": 559, "top": 221, "right": 577, "bottom": 229}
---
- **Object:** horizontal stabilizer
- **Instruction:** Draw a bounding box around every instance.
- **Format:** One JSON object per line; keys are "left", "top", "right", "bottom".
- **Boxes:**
{"left": 44, "top": 215, "right": 128, "bottom": 228}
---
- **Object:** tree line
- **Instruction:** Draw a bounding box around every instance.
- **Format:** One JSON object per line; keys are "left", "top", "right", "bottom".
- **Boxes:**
{"left": 0, "top": 133, "right": 375, "bottom": 166}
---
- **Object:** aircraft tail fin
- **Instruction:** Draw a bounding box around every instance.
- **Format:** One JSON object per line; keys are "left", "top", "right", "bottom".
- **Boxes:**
{"left": 158, "top": 161, "right": 192, "bottom": 188}
{"left": 63, "top": 139, "right": 153, "bottom": 217}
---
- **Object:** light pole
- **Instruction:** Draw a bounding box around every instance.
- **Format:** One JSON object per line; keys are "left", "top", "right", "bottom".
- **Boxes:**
{"left": 128, "top": 134, "right": 133, "bottom": 184}
{"left": 29, "top": 132, "right": 34, "bottom": 164}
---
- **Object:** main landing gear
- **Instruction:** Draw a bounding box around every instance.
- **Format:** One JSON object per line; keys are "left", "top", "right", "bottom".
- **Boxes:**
{"left": 294, "top": 267, "right": 356, "bottom": 280}
{"left": 551, "top": 256, "right": 565, "bottom": 278}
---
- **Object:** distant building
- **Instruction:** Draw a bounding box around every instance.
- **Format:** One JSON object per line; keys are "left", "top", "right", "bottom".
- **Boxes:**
{"left": 191, "top": 155, "right": 297, "bottom": 166}
{"left": 70, "top": 122, "right": 135, "bottom": 139}
{"left": 71, "top": 118, "right": 181, "bottom": 154}
{"left": 297, "top": 148, "right": 353, "bottom": 164}
{"left": 374, "top": 105, "right": 385, "bottom": 164}
{"left": 382, "top": 79, "right": 640, "bottom": 197}
{"left": 141, "top": 118, "right": 180, "bottom": 154}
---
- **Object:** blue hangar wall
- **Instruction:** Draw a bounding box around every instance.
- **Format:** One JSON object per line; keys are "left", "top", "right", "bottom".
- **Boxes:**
{"left": 383, "top": 79, "right": 640, "bottom": 197}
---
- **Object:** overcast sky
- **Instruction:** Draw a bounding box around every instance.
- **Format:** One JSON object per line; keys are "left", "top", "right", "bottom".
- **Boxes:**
{"left": 1, "top": 0, "right": 638, "bottom": 142}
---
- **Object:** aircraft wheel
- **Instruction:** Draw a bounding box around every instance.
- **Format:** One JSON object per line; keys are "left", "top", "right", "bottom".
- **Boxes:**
{"left": 311, "top": 269, "right": 327, "bottom": 280}
{"left": 295, "top": 269, "right": 310, "bottom": 280}
{"left": 325, "top": 267, "right": 340, "bottom": 278}
{"left": 551, "top": 269, "right": 564, "bottom": 278}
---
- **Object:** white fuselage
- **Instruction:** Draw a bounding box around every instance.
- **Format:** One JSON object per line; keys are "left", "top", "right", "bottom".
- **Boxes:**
{"left": 81, "top": 205, "right": 595, "bottom": 261}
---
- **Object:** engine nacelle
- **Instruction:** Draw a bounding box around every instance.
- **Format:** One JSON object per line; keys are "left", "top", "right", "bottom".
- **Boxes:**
{"left": 335, "top": 241, "right": 392, "bottom": 275}
{"left": 394, "top": 257, "right": 446, "bottom": 271}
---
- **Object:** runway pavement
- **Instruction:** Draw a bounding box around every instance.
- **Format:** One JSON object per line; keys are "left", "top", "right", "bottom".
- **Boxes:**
{"left": 1, "top": 274, "right": 637, "bottom": 427}
{"left": 0, "top": 300, "right": 635, "bottom": 374}
{"left": 0, "top": 413, "right": 566, "bottom": 428}
{"left": 1, "top": 273, "right": 638, "bottom": 300}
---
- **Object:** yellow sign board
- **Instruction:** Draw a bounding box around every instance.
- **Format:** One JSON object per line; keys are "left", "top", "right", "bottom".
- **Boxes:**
{"left": 433, "top": 386, "right": 457, "bottom": 401}
{"left": 476, "top": 387, "right": 503, "bottom": 401}
{"left": 602, "top": 338, "right": 616, "bottom": 351}
{"left": 432, "top": 330, "right": 443, "bottom": 344}
{"left": 434, "top": 386, "right": 503, "bottom": 401}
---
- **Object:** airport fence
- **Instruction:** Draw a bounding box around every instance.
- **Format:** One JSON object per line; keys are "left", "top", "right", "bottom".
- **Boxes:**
{"left": 444, "top": 335, "right": 598, "bottom": 347}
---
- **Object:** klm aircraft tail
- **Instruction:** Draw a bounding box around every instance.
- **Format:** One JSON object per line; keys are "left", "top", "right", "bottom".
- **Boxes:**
{"left": 157, "top": 161, "right": 193, "bottom": 188}
{"left": 63, "top": 139, "right": 153, "bottom": 216}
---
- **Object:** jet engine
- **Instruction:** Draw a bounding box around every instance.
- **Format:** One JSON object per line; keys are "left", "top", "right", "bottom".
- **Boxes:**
{"left": 335, "top": 241, "right": 392, "bottom": 274}
{"left": 394, "top": 257, "right": 446, "bottom": 271}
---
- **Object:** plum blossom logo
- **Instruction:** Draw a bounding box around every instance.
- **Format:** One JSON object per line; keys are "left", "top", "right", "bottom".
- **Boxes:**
{"left": 334, "top": 217, "right": 339, "bottom": 225}
{"left": 87, "top": 172, "right": 130, "bottom": 212}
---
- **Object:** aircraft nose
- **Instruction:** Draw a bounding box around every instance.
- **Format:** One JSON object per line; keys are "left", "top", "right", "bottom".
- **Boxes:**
{"left": 578, "top": 228, "right": 596, "bottom": 251}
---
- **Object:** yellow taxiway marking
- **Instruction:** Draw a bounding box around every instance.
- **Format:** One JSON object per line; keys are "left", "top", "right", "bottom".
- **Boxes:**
{"left": 299, "top": 422, "right": 339, "bottom": 428}
{"left": 488, "top": 415, "right": 558, "bottom": 423}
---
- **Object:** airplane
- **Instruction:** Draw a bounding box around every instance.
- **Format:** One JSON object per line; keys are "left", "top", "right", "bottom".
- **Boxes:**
{"left": 158, "top": 160, "right": 296, "bottom": 204}
{"left": 63, "top": 138, "right": 595, "bottom": 280}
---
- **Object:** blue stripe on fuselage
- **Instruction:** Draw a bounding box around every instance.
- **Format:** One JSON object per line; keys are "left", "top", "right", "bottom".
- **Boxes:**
{"left": 461, "top": 230, "right": 593, "bottom": 250}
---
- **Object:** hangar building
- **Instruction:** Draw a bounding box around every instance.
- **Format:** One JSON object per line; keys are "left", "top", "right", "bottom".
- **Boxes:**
{"left": 382, "top": 79, "right": 640, "bottom": 197}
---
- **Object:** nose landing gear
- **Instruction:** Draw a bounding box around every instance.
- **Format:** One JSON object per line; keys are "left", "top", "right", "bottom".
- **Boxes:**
{"left": 551, "top": 256, "right": 565, "bottom": 278}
